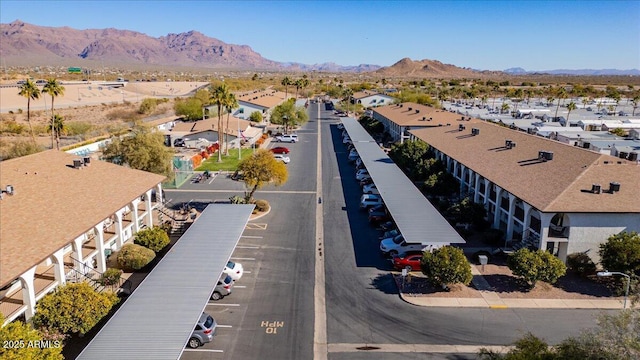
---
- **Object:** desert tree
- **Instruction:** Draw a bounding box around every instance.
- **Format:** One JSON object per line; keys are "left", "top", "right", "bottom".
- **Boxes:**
{"left": 237, "top": 149, "right": 288, "bottom": 202}
{"left": 421, "top": 246, "right": 473, "bottom": 290}
{"left": 270, "top": 99, "right": 309, "bottom": 134}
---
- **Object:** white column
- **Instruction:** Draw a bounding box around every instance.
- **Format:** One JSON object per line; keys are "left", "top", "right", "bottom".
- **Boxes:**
{"left": 145, "top": 190, "right": 153, "bottom": 228}
{"left": 538, "top": 212, "right": 554, "bottom": 251}
{"left": 493, "top": 186, "right": 503, "bottom": 228}
{"left": 115, "top": 210, "right": 125, "bottom": 248}
{"left": 473, "top": 174, "right": 481, "bottom": 203}
{"left": 156, "top": 184, "right": 164, "bottom": 204}
{"left": 94, "top": 224, "right": 106, "bottom": 273}
{"left": 506, "top": 193, "right": 516, "bottom": 240}
{"left": 19, "top": 267, "right": 37, "bottom": 321}
{"left": 72, "top": 236, "right": 84, "bottom": 272}
{"left": 131, "top": 199, "right": 141, "bottom": 233}
{"left": 51, "top": 249, "right": 66, "bottom": 286}
{"left": 522, "top": 203, "right": 533, "bottom": 238}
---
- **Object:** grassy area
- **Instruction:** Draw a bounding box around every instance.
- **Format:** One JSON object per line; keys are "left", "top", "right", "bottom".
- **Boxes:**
{"left": 195, "top": 148, "right": 256, "bottom": 171}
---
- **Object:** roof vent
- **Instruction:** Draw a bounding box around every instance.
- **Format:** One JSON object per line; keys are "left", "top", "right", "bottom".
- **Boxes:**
{"left": 505, "top": 140, "right": 516, "bottom": 149}
{"left": 609, "top": 182, "right": 621, "bottom": 192}
{"left": 399, "top": 104, "right": 403, "bottom": 108}
{"left": 415, "top": 109, "right": 419, "bottom": 113}
{"left": 458, "top": 124, "right": 466, "bottom": 131}
{"left": 73, "top": 159, "right": 83, "bottom": 169}
{"left": 429, "top": 117, "right": 433, "bottom": 121}
{"left": 422, "top": 117, "right": 426, "bottom": 121}
{"left": 591, "top": 184, "right": 601, "bottom": 194}
{"left": 527, "top": 128, "right": 535, "bottom": 134}
{"left": 408, "top": 107, "right": 413, "bottom": 111}
{"left": 538, "top": 150, "right": 554, "bottom": 161}
{"left": 629, "top": 152, "right": 638, "bottom": 161}
{"left": 83, "top": 156, "right": 91, "bottom": 166}
{"left": 471, "top": 128, "right": 480, "bottom": 136}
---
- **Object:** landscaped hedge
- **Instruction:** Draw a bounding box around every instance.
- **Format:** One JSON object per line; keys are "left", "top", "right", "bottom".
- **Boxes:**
{"left": 254, "top": 199, "right": 270, "bottom": 212}
{"left": 134, "top": 226, "right": 170, "bottom": 252}
{"left": 116, "top": 243, "right": 156, "bottom": 271}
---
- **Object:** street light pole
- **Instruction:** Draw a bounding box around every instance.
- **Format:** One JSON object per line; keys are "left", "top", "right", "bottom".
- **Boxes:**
{"left": 597, "top": 271, "right": 631, "bottom": 309}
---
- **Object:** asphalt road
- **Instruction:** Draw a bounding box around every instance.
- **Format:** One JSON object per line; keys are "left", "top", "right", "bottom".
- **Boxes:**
{"left": 170, "top": 101, "right": 607, "bottom": 360}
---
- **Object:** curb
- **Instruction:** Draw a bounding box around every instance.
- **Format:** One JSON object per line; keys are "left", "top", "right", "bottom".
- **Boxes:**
{"left": 249, "top": 204, "right": 271, "bottom": 221}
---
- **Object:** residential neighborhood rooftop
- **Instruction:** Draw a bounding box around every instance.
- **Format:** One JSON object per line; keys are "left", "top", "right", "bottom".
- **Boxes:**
{"left": 235, "top": 89, "right": 287, "bottom": 109}
{"left": 0, "top": 150, "right": 165, "bottom": 286}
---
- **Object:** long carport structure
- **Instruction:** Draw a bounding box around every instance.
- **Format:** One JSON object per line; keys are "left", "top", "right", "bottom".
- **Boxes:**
{"left": 77, "top": 204, "right": 255, "bottom": 360}
{"left": 342, "top": 117, "right": 465, "bottom": 247}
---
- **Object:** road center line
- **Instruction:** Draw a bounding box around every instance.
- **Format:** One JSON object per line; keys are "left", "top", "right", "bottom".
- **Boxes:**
{"left": 314, "top": 104, "right": 328, "bottom": 360}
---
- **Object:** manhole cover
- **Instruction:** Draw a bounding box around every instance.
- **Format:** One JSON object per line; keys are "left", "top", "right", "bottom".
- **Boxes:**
{"left": 356, "top": 346, "right": 381, "bottom": 351}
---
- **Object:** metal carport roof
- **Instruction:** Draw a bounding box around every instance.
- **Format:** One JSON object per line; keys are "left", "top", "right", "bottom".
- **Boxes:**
{"left": 342, "top": 117, "right": 465, "bottom": 246}
{"left": 77, "top": 204, "right": 255, "bottom": 360}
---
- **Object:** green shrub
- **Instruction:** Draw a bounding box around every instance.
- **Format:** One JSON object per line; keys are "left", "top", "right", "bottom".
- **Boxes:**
{"left": 0, "top": 313, "right": 64, "bottom": 360}
{"left": 0, "top": 139, "right": 43, "bottom": 160}
{"left": 138, "top": 98, "right": 158, "bottom": 114}
{"left": 32, "top": 283, "right": 119, "bottom": 335}
{"left": 254, "top": 199, "right": 269, "bottom": 212}
{"left": 566, "top": 252, "right": 596, "bottom": 276}
{"left": 507, "top": 248, "right": 567, "bottom": 288}
{"left": 0, "top": 119, "right": 25, "bottom": 134}
{"left": 134, "top": 226, "right": 170, "bottom": 252}
{"left": 65, "top": 122, "right": 93, "bottom": 136}
{"left": 229, "top": 195, "right": 246, "bottom": 204}
{"left": 116, "top": 243, "right": 156, "bottom": 270}
{"left": 98, "top": 268, "right": 123, "bottom": 286}
{"left": 421, "top": 246, "right": 472, "bottom": 288}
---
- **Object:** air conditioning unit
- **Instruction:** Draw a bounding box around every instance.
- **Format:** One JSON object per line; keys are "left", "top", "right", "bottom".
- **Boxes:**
{"left": 582, "top": 142, "right": 591, "bottom": 149}
{"left": 591, "top": 184, "right": 601, "bottom": 194}
{"left": 505, "top": 140, "right": 515, "bottom": 149}
{"left": 458, "top": 124, "right": 466, "bottom": 131}
{"left": 538, "top": 151, "right": 554, "bottom": 161}
{"left": 415, "top": 109, "right": 420, "bottom": 113}
{"left": 628, "top": 152, "right": 638, "bottom": 161}
{"left": 619, "top": 151, "right": 629, "bottom": 159}
{"left": 471, "top": 128, "right": 480, "bottom": 136}
{"left": 609, "top": 182, "right": 621, "bottom": 192}
{"left": 5, "top": 185, "right": 14, "bottom": 195}
{"left": 73, "top": 159, "right": 83, "bottom": 169}
{"left": 83, "top": 156, "right": 91, "bottom": 166}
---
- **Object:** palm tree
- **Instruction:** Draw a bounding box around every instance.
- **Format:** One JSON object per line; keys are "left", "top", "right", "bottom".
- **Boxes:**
{"left": 48, "top": 114, "right": 66, "bottom": 149}
{"left": 224, "top": 92, "right": 238, "bottom": 156}
{"left": 500, "top": 103, "right": 510, "bottom": 114}
{"left": 18, "top": 79, "right": 41, "bottom": 143}
{"left": 281, "top": 77, "right": 292, "bottom": 99}
{"left": 43, "top": 78, "right": 65, "bottom": 149}
{"left": 211, "top": 84, "right": 230, "bottom": 162}
{"left": 565, "top": 101, "right": 577, "bottom": 127}
{"left": 554, "top": 87, "right": 567, "bottom": 119}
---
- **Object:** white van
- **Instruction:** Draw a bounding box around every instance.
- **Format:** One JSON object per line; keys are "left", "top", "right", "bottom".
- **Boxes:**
{"left": 360, "top": 194, "right": 382, "bottom": 209}
{"left": 379, "top": 235, "right": 425, "bottom": 256}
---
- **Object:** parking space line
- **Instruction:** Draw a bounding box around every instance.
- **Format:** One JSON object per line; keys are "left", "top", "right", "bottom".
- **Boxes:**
{"left": 231, "top": 257, "right": 255, "bottom": 261}
{"left": 234, "top": 285, "right": 247, "bottom": 288}
{"left": 216, "top": 325, "right": 233, "bottom": 328}
{"left": 244, "top": 271, "right": 252, "bottom": 274}
{"left": 241, "top": 235, "right": 263, "bottom": 238}
{"left": 183, "top": 349, "right": 224, "bottom": 353}
{"left": 207, "top": 302, "right": 241, "bottom": 306}
{"left": 236, "top": 245, "right": 259, "bottom": 249}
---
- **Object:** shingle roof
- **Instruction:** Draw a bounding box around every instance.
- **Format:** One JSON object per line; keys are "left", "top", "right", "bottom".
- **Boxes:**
{"left": 373, "top": 102, "right": 462, "bottom": 127}
{"left": 236, "top": 89, "right": 287, "bottom": 109}
{"left": 0, "top": 150, "right": 166, "bottom": 286}
{"left": 172, "top": 116, "right": 253, "bottom": 137}
{"left": 409, "top": 121, "right": 640, "bottom": 213}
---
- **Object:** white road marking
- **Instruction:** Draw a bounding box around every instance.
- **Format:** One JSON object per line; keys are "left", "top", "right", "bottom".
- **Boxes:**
{"left": 183, "top": 349, "right": 224, "bottom": 353}
{"left": 207, "top": 303, "right": 240, "bottom": 306}
{"left": 235, "top": 245, "right": 259, "bottom": 249}
{"left": 241, "top": 235, "right": 263, "bottom": 239}
{"left": 314, "top": 104, "right": 328, "bottom": 360}
{"left": 244, "top": 271, "right": 252, "bottom": 274}
{"left": 216, "top": 325, "right": 233, "bottom": 328}
{"left": 328, "top": 343, "right": 514, "bottom": 353}
{"left": 234, "top": 285, "right": 247, "bottom": 288}
{"left": 231, "top": 257, "right": 255, "bottom": 261}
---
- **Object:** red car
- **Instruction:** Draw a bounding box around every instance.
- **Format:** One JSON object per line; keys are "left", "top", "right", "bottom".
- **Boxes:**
{"left": 392, "top": 252, "right": 424, "bottom": 271}
{"left": 270, "top": 146, "right": 290, "bottom": 154}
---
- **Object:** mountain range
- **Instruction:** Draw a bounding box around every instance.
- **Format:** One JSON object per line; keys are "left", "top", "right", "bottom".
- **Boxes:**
{"left": 1, "top": 20, "right": 637, "bottom": 76}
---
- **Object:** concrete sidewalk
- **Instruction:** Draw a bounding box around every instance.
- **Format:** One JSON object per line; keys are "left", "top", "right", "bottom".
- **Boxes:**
{"left": 399, "top": 265, "right": 634, "bottom": 310}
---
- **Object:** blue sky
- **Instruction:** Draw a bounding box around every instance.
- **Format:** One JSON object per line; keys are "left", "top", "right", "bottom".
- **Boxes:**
{"left": 1, "top": 1, "right": 639, "bottom": 71}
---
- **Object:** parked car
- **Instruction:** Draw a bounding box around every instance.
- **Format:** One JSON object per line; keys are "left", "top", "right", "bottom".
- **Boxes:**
{"left": 362, "top": 183, "right": 379, "bottom": 195}
{"left": 211, "top": 274, "right": 234, "bottom": 300}
{"left": 188, "top": 312, "right": 217, "bottom": 348}
{"left": 355, "top": 169, "right": 370, "bottom": 181}
{"left": 360, "top": 194, "right": 383, "bottom": 209}
{"left": 368, "top": 204, "right": 386, "bottom": 214}
{"left": 337, "top": 123, "right": 345, "bottom": 130}
{"left": 274, "top": 154, "right": 291, "bottom": 164}
{"left": 270, "top": 146, "right": 290, "bottom": 154}
{"left": 223, "top": 261, "right": 244, "bottom": 281}
{"left": 379, "top": 228, "right": 400, "bottom": 240}
{"left": 380, "top": 235, "right": 425, "bottom": 256}
{"left": 392, "top": 251, "right": 424, "bottom": 271}
{"left": 348, "top": 150, "right": 359, "bottom": 162}
{"left": 275, "top": 134, "right": 298, "bottom": 143}
{"left": 359, "top": 177, "right": 374, "bottom": 187}
{"left": 369, "top": 209, "right": 390, "bottom": 223}
{"left": 173, "top": 138, "right": 185, "bottom": 147}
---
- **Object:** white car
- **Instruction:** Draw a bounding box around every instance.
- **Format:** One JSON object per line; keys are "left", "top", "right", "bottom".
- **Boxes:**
{"left": 223, "top": 261, "right": 244, "bottom": 281}
{"left": 355, "top": 169, "right": 369, "bottom": 181}
{"left": 275, "top": 134, "right": 298, "bottom": 143}
{"left": 379, "top": 235, "right": 425, "bottom": 257}
{"left": 348, "top": 150, "right": 359, "bottom": 162}
{"left": 274, "top": 154, "right": 291, "bottom": 164}
{"left": 362, "top": 183, "right": 379, "bottom": 195}
{"left": 360, "top": 194, "right": 382, "bottom": 209}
